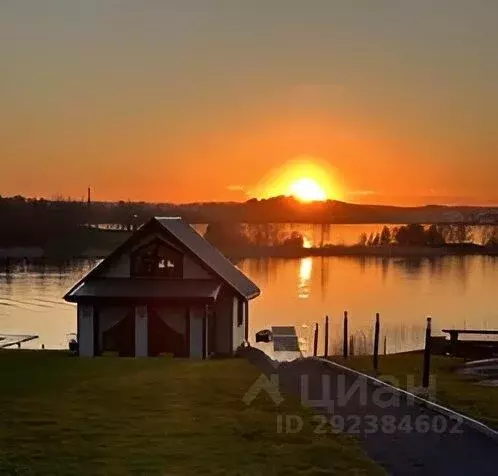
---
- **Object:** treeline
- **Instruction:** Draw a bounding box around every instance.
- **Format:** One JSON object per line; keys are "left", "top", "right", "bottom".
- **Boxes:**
{"left": 2, "top": 194, "right": 498, "bottom": 230}
{"left": 204, "top": 222, "right": 498, "bottom": 254}
{"left": 1, "top": 194, "right": 498, "bottom": 250}
{"left": 204, "top": 223, "right": 308, "bottom": 250}
{"left": 0, "top": 195, "right": 159, "bottom": 248}
{"left": 359, "top": 224, "right": 498, "bottom": 248}
{"left": 0, "top": 196, "right": 82, "bottom": 247}
{"left": 0, "top": 196, "right": 134, "bottom": 251}
{"left": 0, "top": 195, "right": 346, "bottom": 238}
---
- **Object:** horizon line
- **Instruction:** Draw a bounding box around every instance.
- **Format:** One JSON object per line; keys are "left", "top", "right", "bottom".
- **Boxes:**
{"left": 2, "top": 193, "right": 498, "bottom": 209}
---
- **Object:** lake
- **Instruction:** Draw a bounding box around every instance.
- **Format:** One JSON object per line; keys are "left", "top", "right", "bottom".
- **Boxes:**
{"left": 1, "top": 254, "right": 498, "bottom": 354}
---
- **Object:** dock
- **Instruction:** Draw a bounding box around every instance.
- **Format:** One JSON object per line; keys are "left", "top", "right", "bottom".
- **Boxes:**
{"left": 0, "top": 334, "right": 39, "bottom": 349}
{"left": 254, "top": 326, "right": 304, "bottom": 361}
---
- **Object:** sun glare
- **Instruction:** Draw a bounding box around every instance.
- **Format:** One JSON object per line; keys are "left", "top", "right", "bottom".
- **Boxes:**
{"left": 251, "top": 156, "right": 343, "bottom": 202}
{"left": 288, "top": 178, "right": 327, "bottom": 202}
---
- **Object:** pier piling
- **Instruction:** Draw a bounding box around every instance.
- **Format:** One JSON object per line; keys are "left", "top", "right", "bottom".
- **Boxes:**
{"left": 373, "top": 313, "right": 380, "bottom": 371}
{"left": 324, "top": 315, "right": 329, "bottom": 357}
{"left": 313, "top": 323, "right": 319, "bottom": 357}
{"left": 423, "top": 317, "right": 432, "bottom": 388}
{"left": 343, "top": 311, "right": 349, "bottom": 359}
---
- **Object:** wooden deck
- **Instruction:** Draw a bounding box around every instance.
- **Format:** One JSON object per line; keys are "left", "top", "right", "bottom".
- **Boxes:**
{"left": 439, "top": 329, "right": 498, "bottom": 358}
{"left": 0, "top": 334, "right": 39, "bottom": 349}
{"left": 253, "top": 326, "right": 304, "bottom": 361}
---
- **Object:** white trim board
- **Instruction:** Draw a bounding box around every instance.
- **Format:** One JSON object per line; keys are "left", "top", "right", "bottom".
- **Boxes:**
{"left": 316, "top": 357, "right": 498, "bottom": 441}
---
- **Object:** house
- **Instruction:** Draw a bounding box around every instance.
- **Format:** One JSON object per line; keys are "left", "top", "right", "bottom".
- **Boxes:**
{"left": 64, "top": 217, "right": 260, "bottom": 358}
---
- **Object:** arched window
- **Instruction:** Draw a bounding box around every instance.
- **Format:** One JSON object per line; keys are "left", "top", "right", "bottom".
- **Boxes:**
{"left": 131, "top": 239, "right": 183, "bottom": 278}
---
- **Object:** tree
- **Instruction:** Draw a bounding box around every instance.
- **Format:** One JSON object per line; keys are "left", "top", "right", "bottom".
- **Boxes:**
{"left": 282, "top": 231, "right": 304, "bottom": 248}
{"left": 394, "top": 224, "right": 426, "bottom": 246}
{"left": 357, "top": 232, "right": 368, "bottom": 246}
{"left": 204, "top": 222, "right": 250, "bottom": 251}
{"left": 379, "top": 226, "right": 391, "bottom": 245}
{"left": 456, "top": 224, "right": 473, "bottom": 244}
{"left": 446, "top": 224, "right": 473, "bottom": 244}
{"left": 484, "top": 227, "right": 498, "bottom": 248}
{"left": 425, "top": 224, "right": 445, "bottom": 246}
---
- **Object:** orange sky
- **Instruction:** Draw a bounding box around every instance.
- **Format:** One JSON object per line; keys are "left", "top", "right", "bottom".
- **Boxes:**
{"left": 1, "top": 1, "right": 498, "bottom": 206}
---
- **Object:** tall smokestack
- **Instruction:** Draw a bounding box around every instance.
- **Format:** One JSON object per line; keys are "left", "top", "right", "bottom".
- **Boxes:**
{"left": 87, "top": 187, "right": 91, "bottom": 206}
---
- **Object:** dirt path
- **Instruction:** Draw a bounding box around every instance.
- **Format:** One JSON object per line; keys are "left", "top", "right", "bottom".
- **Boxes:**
{"left": 243, "top": 348, "right": 497, "bottom": 476}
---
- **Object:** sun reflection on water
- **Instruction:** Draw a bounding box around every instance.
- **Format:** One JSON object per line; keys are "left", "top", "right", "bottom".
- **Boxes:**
{"left": 298, "top": 257, "right": 312, "bottom": 299}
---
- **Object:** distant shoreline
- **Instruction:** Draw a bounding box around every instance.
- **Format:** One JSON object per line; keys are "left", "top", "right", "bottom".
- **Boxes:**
{"left": 1, "top": 244, "right": 497, "bottom": 263}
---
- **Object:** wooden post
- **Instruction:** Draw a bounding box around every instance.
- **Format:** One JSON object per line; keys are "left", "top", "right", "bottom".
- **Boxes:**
{"left": 313, "top": 323, "right": 319, "bottom": 357}
{"left": 343, "top": 311, "right": 348, "bottom": 359}
{"left": 324, "top": 315, "right": 329, "bottom": 357}
{"left": 373, "top": 313, "right": 380, "bottom": 371}
{"left": 422, "top": 317, "right": 432, "bottom": 388}
{"left": 383, "top": 335, "right": 387, "bottom": 355}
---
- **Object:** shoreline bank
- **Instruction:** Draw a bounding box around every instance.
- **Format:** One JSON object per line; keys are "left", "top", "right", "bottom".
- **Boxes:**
{"left": 1, "top": 244, "right": 497, "bottom": 264}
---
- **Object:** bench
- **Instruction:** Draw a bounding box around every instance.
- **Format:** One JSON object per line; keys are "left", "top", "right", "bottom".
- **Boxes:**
{"left": 441, "top": 329, "right": 498, "bottom": 358}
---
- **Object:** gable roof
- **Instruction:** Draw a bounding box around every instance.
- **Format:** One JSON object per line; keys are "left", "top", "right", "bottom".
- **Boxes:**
{"left": 155, "top": 217, "right": 260, "bottom": 299}
{"left": 64, "top": 217, "right": 260, "bottom": 301}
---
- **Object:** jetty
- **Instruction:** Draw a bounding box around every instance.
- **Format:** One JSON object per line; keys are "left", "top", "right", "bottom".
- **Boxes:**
{"left": 0, "top": 334, "right": 39, "bottom": 349}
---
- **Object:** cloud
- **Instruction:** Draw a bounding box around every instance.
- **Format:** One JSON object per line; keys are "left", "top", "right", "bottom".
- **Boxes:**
{"left": 226, "top": 184, "right": 245, "bottom": 192}
{"left": 349, "top": 190, "right": 376, "bottom": 197}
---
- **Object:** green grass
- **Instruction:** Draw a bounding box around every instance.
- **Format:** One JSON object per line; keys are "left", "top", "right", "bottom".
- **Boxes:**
{"left": 0, "top": 351, "right": 383, "bottom": 475}
{"left": 331, "top": 353, "right": 498, "bottom": 429}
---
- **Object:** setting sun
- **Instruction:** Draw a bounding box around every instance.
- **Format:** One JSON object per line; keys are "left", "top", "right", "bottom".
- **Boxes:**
{"left": 288, "top": 178, "right": 327, "bottom": 202}
{"left": 251, "top": 156, "right": 344, "bottom": 202}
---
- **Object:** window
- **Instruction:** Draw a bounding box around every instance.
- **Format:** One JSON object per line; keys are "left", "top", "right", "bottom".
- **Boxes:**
{"left": 131, "top": 239, "right": 183, "bottom": 278}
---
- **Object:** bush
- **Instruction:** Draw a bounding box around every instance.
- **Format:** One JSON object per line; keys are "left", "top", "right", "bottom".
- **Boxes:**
{"left": 394, "top": 224, "right": 445, "bottom": 247}
{"left": 204, "top": 223, "right": 251, "bottom": 250}
{"left": 281, "top": 231, "right": 304, "bottom": 248}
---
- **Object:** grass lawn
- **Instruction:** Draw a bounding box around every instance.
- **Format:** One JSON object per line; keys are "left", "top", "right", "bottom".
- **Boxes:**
{"left": 0, "top": 351, "right": 383, "bottom": 475}
{"left": 330, "top": 353, "right": 498, "bottom": 429}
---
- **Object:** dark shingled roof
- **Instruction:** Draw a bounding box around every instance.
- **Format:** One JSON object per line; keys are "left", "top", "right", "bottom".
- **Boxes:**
{"left": 66, "top": 278, "right": 221, "bottom": 302}
{"left": 64, "top": 217, "right": 260, "bottom": 302}
{"left": 155, "top": 217, "right": 260, "bottom": 299}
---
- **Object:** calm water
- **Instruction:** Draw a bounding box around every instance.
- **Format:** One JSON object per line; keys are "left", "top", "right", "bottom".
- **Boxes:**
{"left": 1, "top": 254, "right": 498, "bottom": 354}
